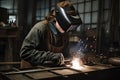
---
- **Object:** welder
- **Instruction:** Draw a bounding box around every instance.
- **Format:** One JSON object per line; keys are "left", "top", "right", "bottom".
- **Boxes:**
{"left": 20, "top": 1, "right": 82, "bottom": 68}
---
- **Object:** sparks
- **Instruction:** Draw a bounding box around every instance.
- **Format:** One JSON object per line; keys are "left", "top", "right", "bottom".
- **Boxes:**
{"left": 71, "top": 57, "right": 84, "bottom": 70}
{"left": 66, "top": 57, "right": 84, "bottom": 70}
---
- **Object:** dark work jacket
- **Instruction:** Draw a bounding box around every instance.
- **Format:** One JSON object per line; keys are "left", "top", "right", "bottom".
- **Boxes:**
{"left": 20, "top": 20, "right": 69, "bottom": 66}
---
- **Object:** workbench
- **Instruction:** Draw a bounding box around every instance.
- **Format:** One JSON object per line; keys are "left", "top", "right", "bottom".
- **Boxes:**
{"left": 0, "top": 64, "right": 119, "bottom": 80}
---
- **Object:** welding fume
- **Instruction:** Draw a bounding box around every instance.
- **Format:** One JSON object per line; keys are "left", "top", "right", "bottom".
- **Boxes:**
{"left": 19, "top": 1, "right": 82, "bottom": 68}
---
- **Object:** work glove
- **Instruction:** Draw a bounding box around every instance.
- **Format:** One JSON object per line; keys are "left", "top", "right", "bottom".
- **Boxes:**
{"left": 44, "top": 52, "right": 65, "bottom": 66}
{"left": 51, "top": 53, "right": 65, "bottom": 66}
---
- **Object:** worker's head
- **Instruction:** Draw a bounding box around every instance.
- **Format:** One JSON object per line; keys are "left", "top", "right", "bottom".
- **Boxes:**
{"left": 56, "top": 1, "right": 82, "bottom": 32}
{"left": 46, "top": 1, "right": 82, "bottom": 33}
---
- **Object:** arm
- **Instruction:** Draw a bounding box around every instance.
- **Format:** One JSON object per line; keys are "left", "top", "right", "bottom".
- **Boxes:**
{"left": 20, "top": 22, "right": 64, "bottom": 66}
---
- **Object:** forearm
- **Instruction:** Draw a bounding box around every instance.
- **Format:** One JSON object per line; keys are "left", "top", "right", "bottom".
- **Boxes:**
{"left": 20, "top": 47, "right": 53, "bottom": 65}
{"left": 20, "top": 47, "right": 64, "bottom": 66}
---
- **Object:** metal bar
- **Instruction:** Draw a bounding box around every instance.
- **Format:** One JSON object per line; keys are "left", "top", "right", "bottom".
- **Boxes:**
{"left": 4, "top": 67, "right": 67, "bottom": 75}
{"left": 0, "top": 62, "right": 20, "bottom": 65}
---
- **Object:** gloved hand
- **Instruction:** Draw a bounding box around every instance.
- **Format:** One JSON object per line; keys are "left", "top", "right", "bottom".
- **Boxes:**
{"left": 42, "top": 51, "right": 65, "bottom": 66}
{"left": 51, "top": 53, "right": 65, "bottom": 66}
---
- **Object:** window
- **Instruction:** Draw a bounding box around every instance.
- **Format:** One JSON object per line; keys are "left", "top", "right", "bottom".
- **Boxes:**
{"left": 71, "top": 0, "right": 99, "bottom": 31}
{"left": 0, "top": 0, "right": 18, "bottom": 24}
{"left": 70, "top": 0, "right": 111, "bottom": 54}
{"left": 36, "top": 0, "right": 54, "bottom": 21}
{"left": 9, "top": 15, "right": 16, "bottom": 23}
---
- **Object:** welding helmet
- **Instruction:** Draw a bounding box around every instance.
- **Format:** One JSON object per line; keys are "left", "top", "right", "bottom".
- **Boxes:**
{"left": 56, "top": 6, "right": 82, "bottom": 32}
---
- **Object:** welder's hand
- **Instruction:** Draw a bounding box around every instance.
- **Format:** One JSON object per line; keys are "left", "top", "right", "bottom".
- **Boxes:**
{"left": 51, "top": 53, "right": 65, "bottom": 66}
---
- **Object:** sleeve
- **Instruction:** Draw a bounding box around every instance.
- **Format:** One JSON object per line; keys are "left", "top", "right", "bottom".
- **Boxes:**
{"left": 20, "top": 22, "right": 64, "bottom": 66}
